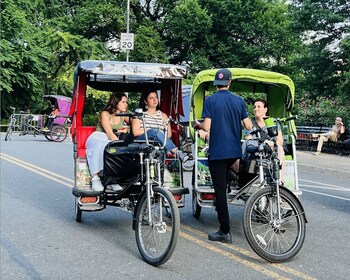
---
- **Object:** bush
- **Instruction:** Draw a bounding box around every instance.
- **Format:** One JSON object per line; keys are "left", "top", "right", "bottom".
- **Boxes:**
{"left": 294, "top": 93, "right": 349, "bottom": 126}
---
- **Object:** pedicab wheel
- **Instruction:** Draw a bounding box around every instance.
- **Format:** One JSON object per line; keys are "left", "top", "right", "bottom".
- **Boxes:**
{"left": 243, "top": 187, "right": 306, "bottom": 262}
{"left": 75, "top": 197, "right": 82, "bottom": 222}
{"left": 192, "top": 191, "right": 202, "bottom": 219}
{"left": 135, "top": 187, "right": 180, "bottom": 266}
{"left": 5, "top": 126, "right": 13, "bottom": 141}
{"left": 50, "top": 125, "right": 67, "bottom": 142}
{"left": 44, "top": 133, "right": 53, "bottom": 141}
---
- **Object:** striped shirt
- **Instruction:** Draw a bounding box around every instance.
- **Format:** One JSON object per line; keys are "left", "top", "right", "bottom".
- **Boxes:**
{"left": 141, "top": 110, "right": 165, "bottom": 131}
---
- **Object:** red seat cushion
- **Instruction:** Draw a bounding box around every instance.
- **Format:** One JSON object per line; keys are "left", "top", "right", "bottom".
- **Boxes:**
{"left": 76, "top": 126, "right": 96, "bottom": 158}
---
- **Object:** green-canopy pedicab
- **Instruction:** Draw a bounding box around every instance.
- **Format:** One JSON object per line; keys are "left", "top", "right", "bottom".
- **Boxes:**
{"left": 190, "top": 68, "right": 307, "bottom": 262}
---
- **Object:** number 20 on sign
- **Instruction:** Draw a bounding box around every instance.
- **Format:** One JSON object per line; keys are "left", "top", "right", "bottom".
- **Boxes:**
{"left": 120, "top": 33, "right": 134, "bottom": 50}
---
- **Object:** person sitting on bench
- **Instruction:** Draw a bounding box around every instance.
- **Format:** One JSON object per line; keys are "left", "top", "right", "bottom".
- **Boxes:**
{"left": 313, "top": 117, "right": 345, "bottom": 155}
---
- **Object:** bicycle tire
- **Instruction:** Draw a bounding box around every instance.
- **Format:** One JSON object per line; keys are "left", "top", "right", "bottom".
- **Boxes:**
{"left": 5, "top": 124, "right": 14, "bottom": 141}
{"left": 243, "top": 187, "right": 306, "bottom": 262}
{"left": 50, "top": 125, "right": 67, "bottom": 142}
{"left": 192, "top": 191, "right": 202, "bottom": 218}
{"left": 135, "top": 187, "right": 180, "bottom": 266}
{"left": 75, "top": 197, "right": 82, "bottom": 223}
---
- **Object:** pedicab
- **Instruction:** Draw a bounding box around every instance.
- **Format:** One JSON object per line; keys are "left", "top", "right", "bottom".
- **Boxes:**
{"left": 42, "top": 95, "right": 72, "bottom": 142}
{"left": 189, "top": 68, "right": 307, "bottom": 262}
{"left": 4, "top": 95, "right": 71, "bottom": 142}
{"left": 69, "top": 60, "right": 191, "bottom": 266}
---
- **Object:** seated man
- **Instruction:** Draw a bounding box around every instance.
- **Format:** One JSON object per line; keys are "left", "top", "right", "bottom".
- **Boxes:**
{"left": 313, "top": 117, "right": 345, "bottom": 155}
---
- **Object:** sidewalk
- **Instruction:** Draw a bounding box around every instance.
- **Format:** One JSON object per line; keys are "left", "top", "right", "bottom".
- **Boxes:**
{"left": 296, "top": 150, "right": 350, "bottom": 178}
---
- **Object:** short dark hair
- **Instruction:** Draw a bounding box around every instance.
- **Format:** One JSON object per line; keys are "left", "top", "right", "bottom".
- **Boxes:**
{"left": 254, "top": 98, "right": 268, "bottom": 109}
{"left": 104, "top": 92, "right": 127, "bottom": 114}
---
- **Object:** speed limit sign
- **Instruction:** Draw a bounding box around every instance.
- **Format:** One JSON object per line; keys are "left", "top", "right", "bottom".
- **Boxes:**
{"left": 120, "top": 33, "right": 134, "bottom": 50}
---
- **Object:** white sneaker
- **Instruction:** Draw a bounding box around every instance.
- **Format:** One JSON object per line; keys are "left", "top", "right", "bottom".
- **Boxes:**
{"left": 106, "top": 184, "right": 123, "bottom": 191}
{"left": 91, "top": 175, "right": 104, "bottom": 191}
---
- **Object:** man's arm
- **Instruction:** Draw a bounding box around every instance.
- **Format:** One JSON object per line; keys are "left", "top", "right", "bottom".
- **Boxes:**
{"left": 194, "top": 118, "right": 211, "bottom": 132}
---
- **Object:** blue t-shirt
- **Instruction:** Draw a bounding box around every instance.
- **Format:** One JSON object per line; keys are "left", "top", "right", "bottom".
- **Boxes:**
{"left": 202, "top": 90, "right": 249, "bottom": 160}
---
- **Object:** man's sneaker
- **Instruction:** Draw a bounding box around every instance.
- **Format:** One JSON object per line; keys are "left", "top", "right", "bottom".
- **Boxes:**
{"left": 106, "top": 184, "right": 123, "bottom": 191}
{"left": 313, "top": 151, "right": 321, "bottom": 156}
{"left": 91, "top": 175, "right": 104, "bottom": 191}
{"left": 42, "top": 127, "right": 50, "bottom": 132}
{"left": 176, "top": 150, "right": 189, "bottom": 162}
{"left": 208, "top": 230, "right": 232, "bottom": 244}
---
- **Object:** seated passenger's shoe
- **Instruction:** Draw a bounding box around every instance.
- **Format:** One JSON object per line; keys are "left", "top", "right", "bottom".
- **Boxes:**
{"left": 313, "top": 151, "right": 321, "bottom": 156}
{"left": 91, "top": 175, "right": 104, "bottom": 191}
{"left": 208, "top": 230, "right": 232, "bottom": 244}
{"left": 106, "top": 184, "right": 123, "bottom": 191}
{"left": 176, "top": 150, "right": 189, "bottom": 162}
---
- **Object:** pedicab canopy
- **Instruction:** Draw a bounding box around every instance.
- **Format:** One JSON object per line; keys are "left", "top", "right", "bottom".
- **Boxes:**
{"left": 43, "top": 95, "right": 72, "bottom": 125}
{"left": 190, "top": 68, "right": 297, "bottom": 136}
{"left": 69, "top": 60, "right": 188, "bottom": 135}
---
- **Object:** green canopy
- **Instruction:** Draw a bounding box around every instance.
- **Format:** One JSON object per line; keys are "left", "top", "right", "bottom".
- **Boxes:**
{"left": 190, "top": 68, "right": 296, "bottom": 136}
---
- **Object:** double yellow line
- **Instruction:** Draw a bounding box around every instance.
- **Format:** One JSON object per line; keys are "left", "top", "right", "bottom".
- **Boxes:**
{"left": 1, "top": 153, "right": 73, "bottom": 188}
{"left": 1, "top": 152, "right": 316, "bottom": 280}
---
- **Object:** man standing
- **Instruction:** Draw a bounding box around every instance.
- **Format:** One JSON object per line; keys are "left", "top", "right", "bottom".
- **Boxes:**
{"left": 194, "top": 68, "right": 252, "bottom": 243}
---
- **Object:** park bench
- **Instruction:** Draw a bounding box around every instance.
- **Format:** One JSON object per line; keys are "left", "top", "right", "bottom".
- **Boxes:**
{"left": 296, "top": 125, "right": 350, "bottom": 155}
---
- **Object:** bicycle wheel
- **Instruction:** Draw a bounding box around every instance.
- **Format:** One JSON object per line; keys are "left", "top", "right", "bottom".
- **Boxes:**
{"left": 135, "top": 187, "right": 180, "bottom": 266}
{"left": 50, "top": 125, "right": 67, "bottom": 142}
{"left": 243, "top": 187, "right": 306, "bottom": 262}
{"left": 192, "top": 191, "right": 202, "bottom": 218}
{"left": 5, "top": 124, "right": 13, "bottom": 141}
{"left": 75, "top": 197, "right": 82, "bottom": 223}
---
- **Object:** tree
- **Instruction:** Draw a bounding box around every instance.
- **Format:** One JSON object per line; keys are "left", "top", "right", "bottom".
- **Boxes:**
{"left": 1, "top": 0, "right": 51, "bottom": 114}
{"left": 289, "top": 0, "right": 350, "bottom": 124}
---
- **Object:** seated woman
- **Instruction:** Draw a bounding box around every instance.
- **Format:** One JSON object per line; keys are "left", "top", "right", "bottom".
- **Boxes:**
{"left": 243, "top": 98, "right": 286, "bottom": 182}
{"left": 131, "top": 90, "right": 188, "bottom": 162}
{"left": 312, "top": 117, "right": 345, "bottom": 155}
{"left": 86, "top": 93, "right": 130, "bottom": 191}
{"left": 42, "top": 105, "right": 60, "bottom": 132}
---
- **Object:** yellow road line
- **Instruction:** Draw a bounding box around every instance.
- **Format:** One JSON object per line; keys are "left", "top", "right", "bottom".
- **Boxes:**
{"left": 180, "top": 231, "right": 291, "bottom": 280}
{"left": 1, "top": 152, "right": 317, "bottom": 280}
{"left": 1, "top": 153, "right": 73, "bottom": 188}
{"left": 182, "top": 224, "right": 317, "bottom": 280}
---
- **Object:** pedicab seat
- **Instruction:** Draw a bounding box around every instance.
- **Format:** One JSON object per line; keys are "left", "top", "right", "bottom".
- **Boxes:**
{"left": 76, "top": 126, "right": 96, "bottom": 158}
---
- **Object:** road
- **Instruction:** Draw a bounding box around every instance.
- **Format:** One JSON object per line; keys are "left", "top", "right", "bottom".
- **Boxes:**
{"left": 1, "top": 133, "right": 350, "bottom": 280}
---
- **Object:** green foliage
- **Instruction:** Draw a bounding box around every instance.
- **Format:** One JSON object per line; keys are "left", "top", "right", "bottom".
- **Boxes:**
{"left": 131, "top": 25, "right": 168, "bottom": 63}
{"left": 1, "top": 0, "right": 349, "bottom": 130}
{"left": 294, "top": 94, "right": 349, "bottom": 126}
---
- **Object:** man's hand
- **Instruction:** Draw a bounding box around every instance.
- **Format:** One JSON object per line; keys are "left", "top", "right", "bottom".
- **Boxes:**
{"left": 192, "top": 120, "right": 201, "bottom": 130}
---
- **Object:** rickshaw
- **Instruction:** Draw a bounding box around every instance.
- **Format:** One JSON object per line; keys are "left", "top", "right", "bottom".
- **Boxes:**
{"left": 42, "top": 95, "right": 72, "bottom": 142}
{"left": 189, "top": 68, "right": 307, "bottom": 262}
{"left": 4, "top": 95, "right": 71, "bottom": 142}
{"left": 69, "top": 60, "right": 190, "bottom": 266}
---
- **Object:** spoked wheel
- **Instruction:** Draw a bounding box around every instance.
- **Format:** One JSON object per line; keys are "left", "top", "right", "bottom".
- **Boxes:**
{"left": 192, "top": 191, "right": 202, "bottom": 218}
{"left": 243, "top": 187, "right": 306, "bottom": 262}
{"left": 50, "top": 125, "right": 67, "bottom": 142}
{"left": 5, "top": 125, "right": 13, "bottom": 141}
{"left": 44, "top": 132, "right": 53, "bottom": 141}
{"left": 135, "top": 187, "right": 180, "bottom": 266}
{"left": 75, "top": 197, "right": 82, "bottom": 222}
